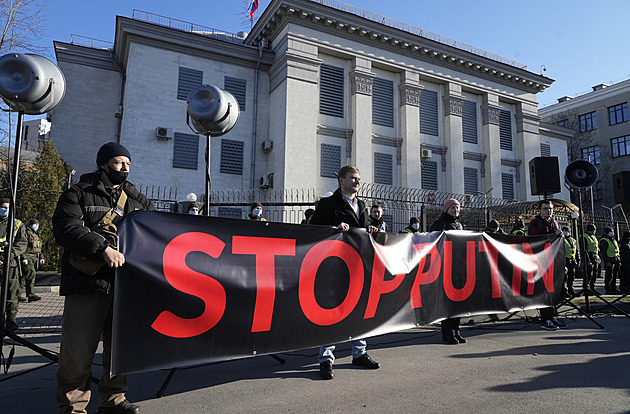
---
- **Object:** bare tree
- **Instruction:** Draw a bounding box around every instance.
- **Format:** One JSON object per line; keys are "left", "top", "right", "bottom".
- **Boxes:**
{"left": 0, "top": 0, "right": 46, "bottom": 54}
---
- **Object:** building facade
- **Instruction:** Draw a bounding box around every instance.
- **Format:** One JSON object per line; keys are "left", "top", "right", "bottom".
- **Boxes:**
{"left": 539, "top": 79, "right": 630, "bottom": 211}
{"left": 50, "top": 0, "right": 568, "bottom": 206}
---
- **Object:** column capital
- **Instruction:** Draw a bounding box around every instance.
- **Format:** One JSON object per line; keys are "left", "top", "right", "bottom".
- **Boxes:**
{"left": 349, "top": 69, "right": 374, "bottom": 96}
{"left": 398, "top": 83, "right": 423, "bottom": 107}
{"left": 442, "top": 94, "right": 465, "bottom": 117}
{"left": 481, "top": 103, "right": 502, "bottom": 125}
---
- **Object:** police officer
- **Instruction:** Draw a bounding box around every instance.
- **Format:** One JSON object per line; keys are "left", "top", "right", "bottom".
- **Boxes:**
{"left": 583, "top": 224, "right": 600, "bottom": 293}
{"left": 562, "top": 225, "right": 579, "bottom": 297}
{"left": 510, "top": 218, "right": 526, "bottom": 236}
{"left": 245, "top": 202, "right": 266, "bottom": 221}
{"left": 19, "top": 218, "right": 45, "bottom": 302}
{"left": 0, "top": 197, "right": 28, "bottom": 332}
{"left": 599, "top": 226, "right": 621, "bottom": 294}
{"left": 400, "top": 217, "right": 421, "bottom": 234}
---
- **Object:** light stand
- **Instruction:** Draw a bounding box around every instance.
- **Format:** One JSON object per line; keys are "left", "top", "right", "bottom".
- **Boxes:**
{"left": 0, "top": 53, "right": 66, "bottom": 373}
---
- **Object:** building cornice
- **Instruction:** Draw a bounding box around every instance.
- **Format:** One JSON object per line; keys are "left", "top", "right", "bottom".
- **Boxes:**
{"left": 246, "top": 0, "right": 553, "bottom": 94}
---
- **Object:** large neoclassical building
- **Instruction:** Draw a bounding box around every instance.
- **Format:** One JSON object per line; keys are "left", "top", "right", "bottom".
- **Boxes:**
{"left": 50, "top": 0, "right": 569, "bottom": 203}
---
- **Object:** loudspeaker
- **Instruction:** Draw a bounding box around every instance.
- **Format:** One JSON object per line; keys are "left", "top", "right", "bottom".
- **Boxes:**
{"left": 565, "top": 160, "right": 598, "bottom": 189}
{"left": 0, "top": 53, "right": 66, "bottom": 114}
{"left": 529, "top": 157, "right": 561, "bottom": 195}
{"left": 186, "top": 84, "right": 239, "bottom": 136}
{"left": 612, "top": 171, "right": 630, "bottom": 203}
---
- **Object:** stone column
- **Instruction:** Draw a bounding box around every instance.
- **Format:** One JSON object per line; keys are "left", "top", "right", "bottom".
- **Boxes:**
{"left": 349, "top": 57, "right": 374, "bottom": 174}
{"left": 515, "top": 102, "right": 542, "bottom": 199}
{"left": 442, "top": 83, "right": 465, "bottom": 194}
{"left": 398, "top": 71, "right": 422, "bottom": 189}
{"left": 481, "top": 93, "right": 502, "bottom": 198}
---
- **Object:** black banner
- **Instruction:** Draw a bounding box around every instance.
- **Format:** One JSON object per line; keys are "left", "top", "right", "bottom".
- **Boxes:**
{"left": 112, "top": 211, "right": 564, "bottom": 375}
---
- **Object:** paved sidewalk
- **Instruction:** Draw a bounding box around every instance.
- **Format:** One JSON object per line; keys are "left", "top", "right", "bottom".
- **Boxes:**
{"left": 2, "top": 277, "right": 630, "bottom": 413}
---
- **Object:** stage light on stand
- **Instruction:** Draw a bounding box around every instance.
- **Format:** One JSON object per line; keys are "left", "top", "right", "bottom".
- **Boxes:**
{"left": 0, "top": 52, "right": 65, "bottom": 363}
{"left": 185, "top": 84, "right": 240, "bottom": 215}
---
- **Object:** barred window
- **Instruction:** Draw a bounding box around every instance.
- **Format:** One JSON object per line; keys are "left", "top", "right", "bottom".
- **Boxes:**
{"left": 579, "top": 111, "right": 597, "bottom": 132}
{"left": 612, "top": 135, "right": 630, "bottom": 158}
{"left": 218, "top": 207, "right": 243, "bottom": 219}
{"left": 501, "top": 173, "right": 514, "bottom": 200}
{"left": 177, "top": 67, "right": 203, "bottom": 100}
{"left": 172, "top": 133, "right": 199, "bottom": 170}
{"left": 320, "top": 64, "right": 344, "bottom": 117}
{"left": 462, "top": 100, "right": 478, "bottom": 144}
{"left": 419, "top": 89, "right": 439, "bottom": 136}
{"left": 372, "top": 77, "right": 394, "bottom": 127}
{"left": 321, "top": 144, "right": 341, "bottom": 178}
{"left": 220, "top": 139, "right": 244, "bottom": 175}
{"left": 224, "top": 76, "right": 246, "bottom": 111}
{"left": 540, "top": 143, "right": 551, "bottom": 157}
{"left": 463, "top": 167, "right": 478, "bottom": 195}
{"left": 421, "top": 160, "right": 438, "bottom": 190}
{"left": 499, "top": 110, "right": 512, "bottom": 150}
{"left": 374, "top": 152, "right": 393, "bottom": 185}
{"left": 609, "top": 103, "right": 629, "bottom": 126}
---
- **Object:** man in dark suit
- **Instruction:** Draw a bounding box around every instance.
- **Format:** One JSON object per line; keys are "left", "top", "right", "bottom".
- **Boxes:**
{"left": 310, "top": 165, "right": 380, "bottom": 380}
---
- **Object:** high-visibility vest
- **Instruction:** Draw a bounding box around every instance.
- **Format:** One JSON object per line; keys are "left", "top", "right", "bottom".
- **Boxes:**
{"left": 511, "top": 229, "right": 525, "bottom": 236}
{"left": 601, "top": 237, "right": 620, "bottom": 258}
{"left": 0, "top": 219, "right": 22, "bottom": 253}
{"left": 564, "top": 237, "right": 577, "bottom": 259}
{"left": 584, "top": 233, "right": 599, "bottom": 254}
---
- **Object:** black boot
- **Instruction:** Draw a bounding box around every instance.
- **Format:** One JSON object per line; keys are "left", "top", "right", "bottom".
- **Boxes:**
{"left": 453, "top": 329, "right": 467, "bottom": 344}
{"left": 6, "top": 312, "right": 18, "bottom": 332}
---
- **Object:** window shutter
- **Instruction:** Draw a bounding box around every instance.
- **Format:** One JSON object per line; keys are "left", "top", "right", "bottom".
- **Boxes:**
{"left": 499, "top": 110, "right": 512, "bottom": 150}
{"left": 419, "top": 90, "right": 439, "bottom": 136}
{"left": 374, "top": 152, "right": 393, "bottom": 185}
{"left": 421, "top": 160, "right": 438, "bottom": 190}
{"left": 372, "top": 77, "right": 394, "bottom": 127}
{"left": 463, "top": 167, "right": 479, "bottom": 195}
{"left": 321, "top": 144, "right": 341, "bottom": 177}
{"left": 462, "top": 100, "right": 478, "bottom": 144}
{"left": 501, "top": 173, "right": 514, "bottom": 199}
{"left": 173, "top": 133, "right": 199, "bottom": 169}
{"left": 178, "top": 67, "right": 203, "bottom": 100}
{"left": 224, "top": 76, "right": 246, "bottom": 111}
{"left": 320, "top": 64, "right": 344, "bottom": 117}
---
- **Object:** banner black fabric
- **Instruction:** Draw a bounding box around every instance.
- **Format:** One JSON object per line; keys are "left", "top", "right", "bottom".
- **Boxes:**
{"left": 112, "top": 211, "right": 564, "bottom": 375}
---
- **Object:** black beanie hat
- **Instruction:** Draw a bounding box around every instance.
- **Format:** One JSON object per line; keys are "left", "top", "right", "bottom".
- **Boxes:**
{"left": 28, "top": 219, "right": 39, "bottom": 226}
{"left": 96, "top": 142, "right": 131, "bottom": 167}
{"left": 586, "top": 224, "right": 596, "bottom": 232}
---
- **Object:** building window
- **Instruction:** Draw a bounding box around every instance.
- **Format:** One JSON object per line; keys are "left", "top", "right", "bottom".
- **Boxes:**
{"left": 173, "top": 133, "right": 199, "bottom": 169}
{"left": 224, "top": 76, "right": 246, "bottom": 111}
{"left": 612, "top": 135, "right": 630, "bottom": 158}
{"left": 540, "top": 143, "right": 551, "bottom": 157}
{"left": 579, "top": 111, "right": 597, "bottom": 132}
{"left": 320, "top": 64, "right": 344, "bottom": 117}
{"left": 218, "top": 207, "right": 243, "bottom": 219}
{"left": 421, "top": 160, "right": 438, "bottom": 190}
{"left": 321, "top": 143, "right": 341, "bottom": 177}
{"left": 463, "top": 167, "right": 478, "bottom": 195}
{"left": 499, "top": 110, "right": 512, "bottom": 151}
{"left": 462, "top": 100, "right": 478, "bottom": 144}
{"left": 582, "top": 145, "right": 600, "bottom": 164}
{"left": 220, "top": 139, "right": 244, "bottom": 175}
{"left": 372, "top": 77, "right": 394, "bottom": 127}
{"left": 374, "top": 152, "right": 393, "bottom": 185}
{"left": 608, "top": 103, "right": 629, "bottom": 126}
{"left": 419, "top": 89, "right": 439, "bottom": 136}
{"left": 557, "top": 119, "right": 569, "bottom": 128}
{"left": 501, "top": 173, "right": 514, "bottom": 200}
{"left": 177, "top": 67, "right": 203, "bottom": 100}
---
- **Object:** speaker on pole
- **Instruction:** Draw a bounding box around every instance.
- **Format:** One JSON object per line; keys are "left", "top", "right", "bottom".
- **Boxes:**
{"left": 565, "top": 160, "right": 598, "bottom": 189}
{"left": 612, "top": 171, "right": 630, "bottom": 204}
{"left": 529, "top": 156, "right": 561, "bottom": 195}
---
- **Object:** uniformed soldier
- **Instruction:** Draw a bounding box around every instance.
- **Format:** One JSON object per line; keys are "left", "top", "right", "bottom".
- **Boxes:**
{"left": 583, "top": 224, "right": 600, "bottom": 292}
{"left": 562, "top": 225, "right": 579, "bottom": 297}
{"left": 19, "top": 218, "right": 45, "bottom": 302}
{"left": 0, "top": 197, "right": 28, "bottom": 332}
{"left": 599, "top": 226, "right": 621, "bottom": 294}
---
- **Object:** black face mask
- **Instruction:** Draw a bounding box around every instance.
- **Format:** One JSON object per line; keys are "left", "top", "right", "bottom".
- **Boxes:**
{"left": 105, "top": 168, "right": 129, "bottom": 185}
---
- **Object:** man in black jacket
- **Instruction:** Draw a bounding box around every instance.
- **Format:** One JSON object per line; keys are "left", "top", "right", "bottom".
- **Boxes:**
{"left": 309, "top": 165, "right": 380, "bottom": 380}
{"left": 53, "top": 142, "right": 154, "bottom": 414}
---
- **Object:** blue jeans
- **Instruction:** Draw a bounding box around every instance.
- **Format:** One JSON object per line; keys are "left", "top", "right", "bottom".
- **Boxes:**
{"left": 319, "top": 340, "right": 367, "bottom": 364}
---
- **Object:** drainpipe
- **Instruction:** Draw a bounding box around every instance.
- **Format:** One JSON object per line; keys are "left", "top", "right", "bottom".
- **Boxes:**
{"left": 250, "top": 38, "right": 265, "bottom": 189}
{"left": 113, "top": 53, "right": 125, "bottom": 144}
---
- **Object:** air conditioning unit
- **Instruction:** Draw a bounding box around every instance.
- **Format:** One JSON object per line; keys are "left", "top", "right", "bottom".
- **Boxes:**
{"left": 261, "top": 140, "right": 273, "bottom": 152}
{"left": 260, "top": 173, "right": 274, "bottom": 189}
{"left": 156, "top": 127, "right": 173, "bottom": 140}
{"left": 420, "top": 148, "right": 432, "bottom": 159}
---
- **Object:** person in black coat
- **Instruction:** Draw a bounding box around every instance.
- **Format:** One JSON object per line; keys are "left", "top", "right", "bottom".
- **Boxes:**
{"left": 309, "top": 165, "right": 380, "bottom": 380}
{"left": 429, "top": 198, "right": 466, "bottom": 345}
{"left": 53, "top": 142, "right": 154, "bottom": 414}
{"left": 619, "top": 231, "right": 630, "bottom": 293}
